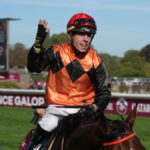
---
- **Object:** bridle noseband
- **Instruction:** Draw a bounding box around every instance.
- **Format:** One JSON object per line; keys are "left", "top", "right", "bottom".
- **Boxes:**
{"left": 103, "top": 132, "right": 136, "bottom": 146}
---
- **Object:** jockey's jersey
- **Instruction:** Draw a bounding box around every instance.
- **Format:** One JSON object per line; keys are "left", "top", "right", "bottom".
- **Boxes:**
{"left": 44, "top": 43, "right": 103, "bottom": 106}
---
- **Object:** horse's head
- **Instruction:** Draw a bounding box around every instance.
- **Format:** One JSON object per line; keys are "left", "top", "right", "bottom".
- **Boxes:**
{"left": 98, "top": 105, "right": 146, "bottom": 150}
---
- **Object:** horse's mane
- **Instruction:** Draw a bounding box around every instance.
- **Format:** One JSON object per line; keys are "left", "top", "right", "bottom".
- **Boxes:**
{"left": 56, "top": 112, "right": 105, "bottom": 150}
{"left": 57, "top": 111, "right": 133, "bottom": 143}
{"left": 57, "top": 111, "right": 106, "bottom": 137}
{"left": 57, "top": 113, "right": 82, "bottom": 135}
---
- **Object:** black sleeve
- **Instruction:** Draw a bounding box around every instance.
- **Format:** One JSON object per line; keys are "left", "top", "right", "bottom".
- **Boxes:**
{"left": 27, "top": 46, "right": 52, "bottom": 73}
{"left": 94, "top": 62, "right": 111, "bottom": 112}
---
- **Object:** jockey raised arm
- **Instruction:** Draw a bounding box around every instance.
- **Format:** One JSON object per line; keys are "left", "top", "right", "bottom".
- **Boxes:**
{"left": 27, "top": 12, "right": 111, "bottom": 149}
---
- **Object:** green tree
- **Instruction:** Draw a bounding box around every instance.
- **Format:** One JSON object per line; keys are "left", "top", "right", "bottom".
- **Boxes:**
{"left": 8, "top": 33, "right": 150, "bottom": 78}
{"left": 144, "top": 63, "right": 150, "bottom": 77}
{"left": 43, "top": 32, "right": 70, "bottom": 48}
{"left": 114, "top": 50, "right": 146, "bottom": 77}
{"left": 140, "top": 44, "right": 150, "bottom": 62}
{"left": 9, "top": 43, "right": 28, "bottom": 68}
{"left": 100, "top": 53, "right": 121, "bottom": 77}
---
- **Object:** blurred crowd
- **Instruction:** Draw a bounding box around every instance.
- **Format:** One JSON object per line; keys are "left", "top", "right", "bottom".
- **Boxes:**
{"left": 110, "top": 77, "right": 150, "bottom": 93}
{"left": 27, "top": 77, "right": 150, "bottom": 94}
{"left": 27, "top": 81, "right": 46, "bottom": 90}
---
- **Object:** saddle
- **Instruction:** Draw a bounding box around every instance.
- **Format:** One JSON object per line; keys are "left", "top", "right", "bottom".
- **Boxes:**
{"left": 45, "top": 130, "right": 64, "bottom": 150}
{"left": 19, "top": 128, "right": 64, "bottom": 150}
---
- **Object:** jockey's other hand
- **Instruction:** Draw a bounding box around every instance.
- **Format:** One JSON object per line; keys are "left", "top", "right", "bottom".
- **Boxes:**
{"left": 80, "top": 104, "right": 98, "bottom": 118}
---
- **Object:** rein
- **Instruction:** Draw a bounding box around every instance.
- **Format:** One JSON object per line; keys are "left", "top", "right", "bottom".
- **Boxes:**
{"left": 103, "top": 132, "right": 136, "bottom": 146}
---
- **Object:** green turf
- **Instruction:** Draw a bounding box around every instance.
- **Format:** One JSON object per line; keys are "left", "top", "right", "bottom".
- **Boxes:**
{"left": 0, "top": 107, "right": 149, "bottom": 150}
{"left": 0, "top": 107, "right": 34, "bottom": 150}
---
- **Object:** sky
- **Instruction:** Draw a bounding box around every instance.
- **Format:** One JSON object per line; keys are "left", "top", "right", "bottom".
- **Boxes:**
{"left": 1, "top": 0, "right": 150, "bottom": 57}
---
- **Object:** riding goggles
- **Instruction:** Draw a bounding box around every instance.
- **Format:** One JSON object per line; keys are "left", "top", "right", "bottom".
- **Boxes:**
{"left": 72, "top": 26, "right": 96, "bottom": 34}
{"left": 74, "top": 18, "right": 96, "bottom": 29}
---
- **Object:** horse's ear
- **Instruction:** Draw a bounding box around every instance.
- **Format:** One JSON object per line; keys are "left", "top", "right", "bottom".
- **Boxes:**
{"left": 126, "top": 104, "right": 137, "bottom": 129}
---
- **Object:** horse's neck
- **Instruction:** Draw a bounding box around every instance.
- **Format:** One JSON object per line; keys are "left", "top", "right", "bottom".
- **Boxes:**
{"left": 64, "top": 119, "right": 101, "bottom": 150}
{"left": 63, "top": 112, "right": 107, "bottom": 150}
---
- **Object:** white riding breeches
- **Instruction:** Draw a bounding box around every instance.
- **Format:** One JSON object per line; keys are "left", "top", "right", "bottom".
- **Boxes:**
{"left": 39, "top": 105, "right": 80, "bottom": 132}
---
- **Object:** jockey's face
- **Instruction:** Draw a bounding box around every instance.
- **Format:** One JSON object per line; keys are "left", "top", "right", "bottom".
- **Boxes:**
{"left": 70, "top": 31, "right": 93, "bottom": 53}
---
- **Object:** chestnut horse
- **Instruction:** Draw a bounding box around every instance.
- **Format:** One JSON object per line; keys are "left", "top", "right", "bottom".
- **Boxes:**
{"left": 20, "top": 105, "right": 146, "bottom": 150}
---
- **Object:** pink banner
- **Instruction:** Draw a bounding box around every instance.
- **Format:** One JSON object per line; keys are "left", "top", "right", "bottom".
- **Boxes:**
{"left": 0, "top": 95, "right": 44, "bottom": 107}
{"left": 0, "top": 89, "right": 150, "bottom": 117}
{"left": 105, "top": 96, "right": 150, "bottom": 117}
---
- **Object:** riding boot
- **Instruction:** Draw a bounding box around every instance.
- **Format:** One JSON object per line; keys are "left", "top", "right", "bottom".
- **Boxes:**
{"left": 28, "top": 124, "right": 50, "bottom": 150}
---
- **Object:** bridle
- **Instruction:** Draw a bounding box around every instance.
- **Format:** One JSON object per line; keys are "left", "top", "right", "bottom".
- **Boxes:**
{"left": 103, "top": 132, "right": 136, "bottom": 146}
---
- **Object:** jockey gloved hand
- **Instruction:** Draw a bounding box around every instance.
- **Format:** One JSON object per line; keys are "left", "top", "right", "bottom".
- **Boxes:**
{"left": 34, "top": 20, "right": 49, "bottom": 53}
{"left": 80, "top": 104, "right": 98, "bottom": 118}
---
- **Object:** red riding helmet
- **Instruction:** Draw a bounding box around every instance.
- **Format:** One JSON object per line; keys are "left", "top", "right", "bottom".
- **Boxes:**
{"left": 67, "top": 13, "right": 97, "bottom": 34}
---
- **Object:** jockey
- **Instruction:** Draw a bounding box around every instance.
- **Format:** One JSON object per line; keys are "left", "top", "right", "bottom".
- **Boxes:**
{"left": 27, "top": 12, "right": 111, "bottom": 149}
